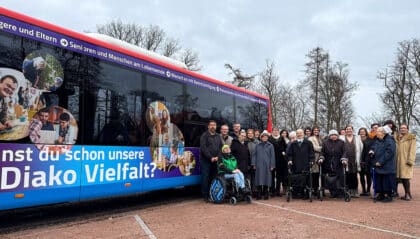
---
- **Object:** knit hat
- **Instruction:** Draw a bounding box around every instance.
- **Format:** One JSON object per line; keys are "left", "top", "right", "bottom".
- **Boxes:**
{"left": 328, "top": 129, "right": 339, "bottom": 136}
{"left": 260, "top": 130, "right": 270, "bottom": 137}
{"left": 221, "top": 144, "right": 230, "bottom": 152}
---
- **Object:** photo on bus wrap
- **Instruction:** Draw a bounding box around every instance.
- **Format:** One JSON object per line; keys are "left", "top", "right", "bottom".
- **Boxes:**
{"left": 28, "top": 106, "right": 78, "bottom": 151}
{"left": 22, "top": 51, "right": 64, "bottom": 92}
{"left": 0, "top": 68, "right": 43, "bottom": 141}
{"left": 146, "top": 101, "right": 194, "bottom": 175}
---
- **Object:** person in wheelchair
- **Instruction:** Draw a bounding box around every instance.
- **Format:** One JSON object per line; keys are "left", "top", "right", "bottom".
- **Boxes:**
{"left": 218, "top": 144, "right": 247, "bottom": 193}
{"left": 287, "top": 129, "right": 315, "bottom": 199}
{"left": 320, "top": 130, "right": 347, "bottom": 198}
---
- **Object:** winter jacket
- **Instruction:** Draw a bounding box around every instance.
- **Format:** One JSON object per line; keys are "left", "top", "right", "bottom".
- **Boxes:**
{"left": 360, "top": 137, "right": 375, "bottom": 173}
{"left": 287, "top": 139, "right": 315, "bottom": 173}
{"left": 200, "top": 131, "right": 223, "bottom": 162}
{"left": 251, "top": 141, "right": 275, "bottom": 186}
{"left": 396, "top": 133, "right": 416, "bottom": 179}
{"left": 321, "top": 138, "right": 346, "bottom": 175}
{"left": 268, "top": 135, "right": 287, "bottom": 168}
{"left": 231, "top": 138, "right": 250, "bottom": 175}
{"left": 371, "top": 134, "right": 396, "bottom": 175}
{"left": 217, "top": 153, "right": 238, "bottom": 174}
{"left": 246, "top": 138, "right": 260, "bottom": 156}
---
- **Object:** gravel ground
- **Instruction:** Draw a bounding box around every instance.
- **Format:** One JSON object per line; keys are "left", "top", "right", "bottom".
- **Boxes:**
{"left": 1, "top": 168, "right": 419, "bottom": 239}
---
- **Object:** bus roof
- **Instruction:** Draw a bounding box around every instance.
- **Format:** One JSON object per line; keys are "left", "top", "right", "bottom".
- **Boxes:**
{"left": 0, "top": 7, "right": 269, "bottom": 101}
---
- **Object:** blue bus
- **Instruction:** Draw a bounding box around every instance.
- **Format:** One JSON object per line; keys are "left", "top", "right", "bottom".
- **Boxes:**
{"left": 0, "top": 7, "right": 271, "bottom": 210}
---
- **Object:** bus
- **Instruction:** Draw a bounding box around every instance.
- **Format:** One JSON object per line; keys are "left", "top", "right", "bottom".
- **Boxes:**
{"left": 0, "top": 7, "right": 272, "bottom": 210}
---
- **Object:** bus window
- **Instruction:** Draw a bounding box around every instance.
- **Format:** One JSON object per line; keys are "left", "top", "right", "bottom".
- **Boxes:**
{"left": 85, "top": 61, "right": 144, "bottom": 145}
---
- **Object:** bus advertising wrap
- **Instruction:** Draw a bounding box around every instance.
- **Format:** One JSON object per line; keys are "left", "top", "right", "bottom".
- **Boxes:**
{"left": 0, "top": 143, "right": 200, "bottom": 192}
{"left": 0, "top": 14, "right": 267, "bottom": 106}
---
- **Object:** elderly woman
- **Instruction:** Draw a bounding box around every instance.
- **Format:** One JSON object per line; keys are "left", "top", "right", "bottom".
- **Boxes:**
{"left": 370, "top": 126, "right": 396, "bottom": 202}
{"left": 252, "top": 130, "right": 275, "bottom": 200}
{"left": 320, "top": 130, "right": 346, "bottom": 198}
{"left": 396, "top": 124, "right": 416, "bottom": 201}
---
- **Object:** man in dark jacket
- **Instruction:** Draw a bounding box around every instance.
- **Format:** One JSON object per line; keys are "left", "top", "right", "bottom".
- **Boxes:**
{"left": 288, "top": 129, "right": 315, "bottom": 173}
{"left": 200, "top": 120, "right": 223, "bottom": 202}
{"left": 370, "top": 126, "right": 396, "bottom": 202}
{"left": 269, "top": 127, "right": 287, "bottom": 196}
{"left": 287, "top": 129, "right": 315, "bottom": 198}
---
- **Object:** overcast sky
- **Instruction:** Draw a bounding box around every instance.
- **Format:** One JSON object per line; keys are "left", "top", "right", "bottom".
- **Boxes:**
{"left": 2, "top": 1, "right": 420, "bottom": 127}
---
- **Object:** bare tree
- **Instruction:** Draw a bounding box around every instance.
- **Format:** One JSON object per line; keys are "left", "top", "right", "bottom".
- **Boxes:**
{"left": 96, "top": 20, "right": 202, "bottom": 71}
{"left": 162, "top": 38, "right": 181, "bottom": 57}
{"left": 142, "top": 25, "right": 164, "bottom": 51}
{"left": 224, "top": 63, "right": 255, "bottom": 89}
{"left": 304, "top": 47, "right": 329, "bottom": 126}
{"left": 181, "top": 48, "right": 202, "bottom": 71}
{"left": 258, "top": 60, "right": 281, "bottom": 127}
{"left": 359, "top": 113, "right": 389, "bottom": 128}
{"left": 379, "top": 39, "right": 420, "bottom": 126}
{"left": 276, "top": 83, "right": 311, "bottom": 130}
{"left": 314, "top": 61, "right": 357, "bottom": 131}
{"left": 96, "top": 19, "right": 143, "bottom": 45}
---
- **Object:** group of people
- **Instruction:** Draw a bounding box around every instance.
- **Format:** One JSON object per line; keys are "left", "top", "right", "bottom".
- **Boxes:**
{"left": 29, "top": 107, "right": 77, "bottom": 145}
{"left": 199, "top": 120, "right": 416, "bottom": 203}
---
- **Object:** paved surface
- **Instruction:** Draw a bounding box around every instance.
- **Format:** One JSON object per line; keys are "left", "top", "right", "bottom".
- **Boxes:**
{"left": 1, "top": 168, "right": 420, "bottom": 239}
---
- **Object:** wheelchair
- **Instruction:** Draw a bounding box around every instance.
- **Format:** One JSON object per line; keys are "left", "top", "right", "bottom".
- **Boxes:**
{"left": 209, "top": 175, "right": 252, "bottom": 205}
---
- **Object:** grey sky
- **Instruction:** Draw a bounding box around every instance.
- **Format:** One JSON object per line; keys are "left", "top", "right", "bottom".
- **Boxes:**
{"left": 2, "top": 0, "right": 420, "bottom": 126}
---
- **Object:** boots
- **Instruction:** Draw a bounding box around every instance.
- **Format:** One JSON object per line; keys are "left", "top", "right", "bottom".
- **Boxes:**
{"left": 263, "top": 186, "right": 269, "bottom": 200}
{"left": 256, "top": 186, "right": 262, "bottom": 200}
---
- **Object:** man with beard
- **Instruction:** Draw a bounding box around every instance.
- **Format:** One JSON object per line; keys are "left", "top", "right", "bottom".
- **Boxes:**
{"left": 288, "top": 129, "right": 315, "bottom": 199}
{"left": 200, "top": 120, "right": 223, "bottom": 202}
{"left": 0, "top": 75, "right": 18, "bottom": 131}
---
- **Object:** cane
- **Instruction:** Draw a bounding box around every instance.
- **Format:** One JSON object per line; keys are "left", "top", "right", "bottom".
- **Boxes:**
{"left": 318, "top": 157, "right": 323, "bottom": 201}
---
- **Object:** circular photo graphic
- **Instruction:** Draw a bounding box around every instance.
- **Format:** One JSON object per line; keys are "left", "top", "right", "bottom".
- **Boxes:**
{"left": 29, "top": 106, "right": 78, "bottom": 145}
{"left": 0, "top": 68, "right": 43, "bottom": 141}
{"left": 145, "top": 101, "right": 170, "bottom": 138}
{"left": 147, "top": 101, "right": 185, "bottom": 172}
{"left": 177, "top": 151, "right": 196, "bottom": 176}
{"left": 22, "top": 51, "right": 64, "bottom": 92}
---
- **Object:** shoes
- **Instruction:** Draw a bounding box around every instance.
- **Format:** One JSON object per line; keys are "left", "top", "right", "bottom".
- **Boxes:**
{"left": 375, "top": 194, "right": 384, "bottom": 201}
{"left": 360, "top": 192, "right": 370, "bottom": 196}
{"left": 400, "top": 195, "right": 412, "bottom": 201}
{"left": 381, "top": 196, "right": 393, "bottom": 203}
{"left": 391, "top": 192, "right": 399, "bottom": 198}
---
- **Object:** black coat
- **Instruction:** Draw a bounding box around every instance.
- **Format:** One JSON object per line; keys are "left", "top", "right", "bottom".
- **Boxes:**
{"left": 361, "top": 137, "right": 374, "bottom": 173}
{"left": 231, "top": 138, "right": 250, "bottom": 175}
{"left": 269, "top": 136, "right": 287, "bottom": 168}
{"left": 321, "top": 139, "right": 346, "bottom": 175}
{"left": 287, "top": 139, "right": 315, "bottom": 173}
{"left": 200, "top": 131, "right": 223, "bottom": 162}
